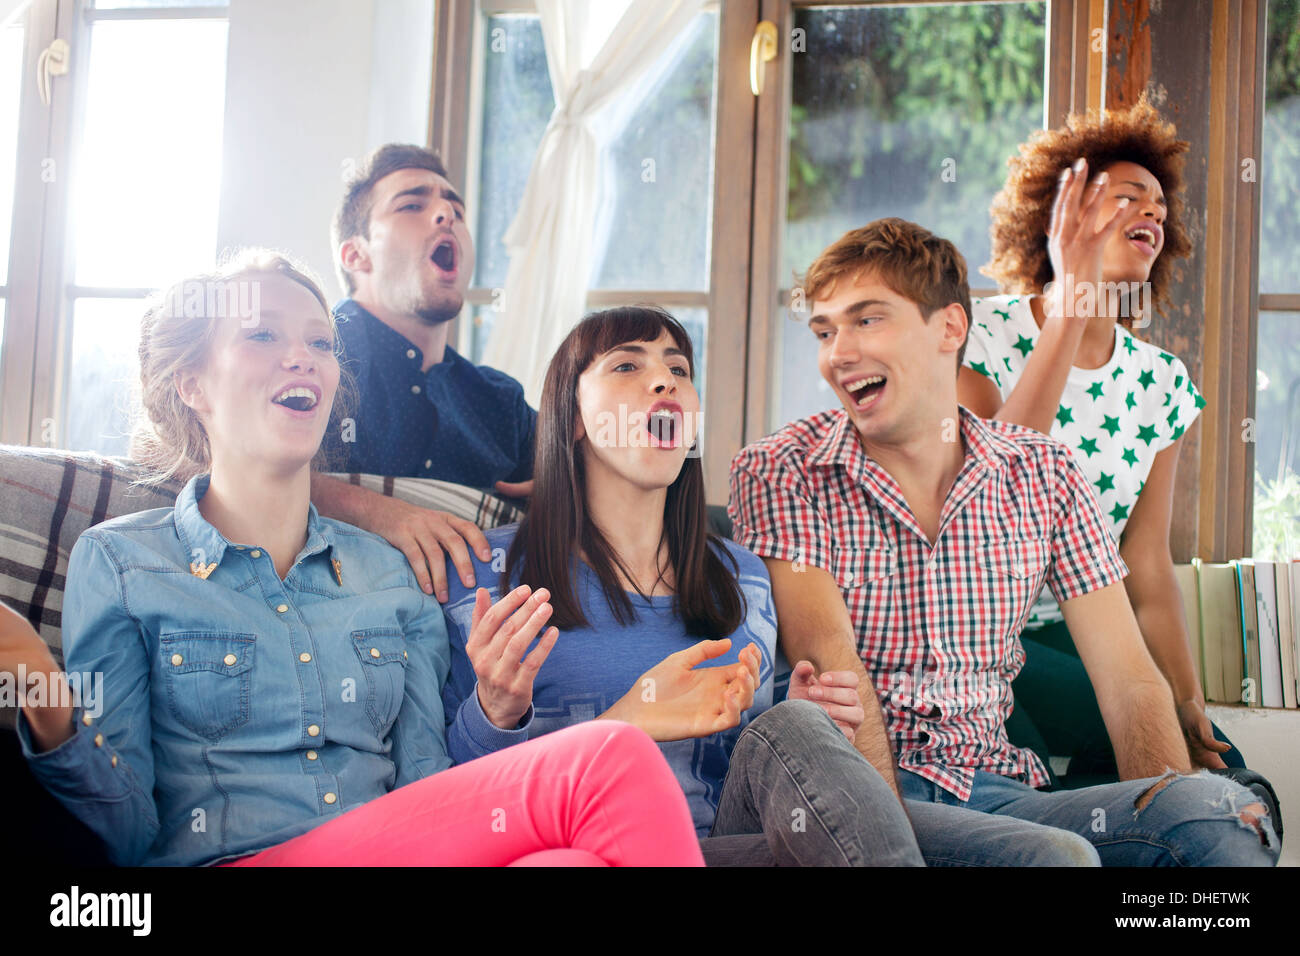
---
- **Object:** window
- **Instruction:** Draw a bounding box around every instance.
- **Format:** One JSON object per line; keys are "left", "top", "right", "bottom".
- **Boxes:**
{"left": 464, "top": 4, "right": 719, "bottom": 410}
{"left": 774, "top": 1, "right": 1048, "bottom": 428}
{"left": 62, "top": 1, "right": 229, "bottom": 455}
{"left": 1253, "top": 0, "right": 1300, "bottom": 559}
{"left": 0, "top": 13, "right": 25, "bottom": 406}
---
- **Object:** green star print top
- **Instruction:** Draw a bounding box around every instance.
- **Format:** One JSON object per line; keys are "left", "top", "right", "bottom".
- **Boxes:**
{"left": 964, "top": 294, "right": 1205, "bottom": 628}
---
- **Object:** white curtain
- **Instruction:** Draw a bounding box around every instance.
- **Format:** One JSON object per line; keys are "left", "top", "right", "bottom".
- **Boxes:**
{"left": 483, "top": 0, "right": 705, "bottom": 403}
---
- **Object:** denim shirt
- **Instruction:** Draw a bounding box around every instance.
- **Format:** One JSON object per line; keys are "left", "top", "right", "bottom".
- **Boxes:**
{"left": 19, "top": 475, "right": 454, "bottom": 866}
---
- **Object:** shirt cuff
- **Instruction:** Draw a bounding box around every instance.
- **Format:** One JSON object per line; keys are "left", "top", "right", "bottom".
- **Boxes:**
{"left": 17, "top": 707, "right": 131, "bottom": 800}
{"left": 457, "top": 684, "right": 534, "bottom": 755}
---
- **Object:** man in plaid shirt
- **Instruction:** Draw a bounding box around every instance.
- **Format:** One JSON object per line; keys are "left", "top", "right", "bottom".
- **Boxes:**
{"left": 729, "top": 218, "right": 1277, "bottom": 865}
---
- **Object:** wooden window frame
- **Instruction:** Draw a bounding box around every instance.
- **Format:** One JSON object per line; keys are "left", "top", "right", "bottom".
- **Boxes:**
{"left": 430, "top": 0, "right": 755, "bottom": 503}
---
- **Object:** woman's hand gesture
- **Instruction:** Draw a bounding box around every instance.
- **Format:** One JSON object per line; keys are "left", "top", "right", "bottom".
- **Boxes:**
{"left": 1043, "top": 158, "right": 1132, "bottom": 322}
{"left": 465, "top": 585, "right": 559, "bottom": 730}
{"left": 601, "top": 639, "right": 760, "bottom": 742}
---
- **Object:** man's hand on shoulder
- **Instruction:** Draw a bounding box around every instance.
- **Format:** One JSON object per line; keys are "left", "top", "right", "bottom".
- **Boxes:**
{"left": 363, "top": 494, "right": 493, "bottom": 602}
{"left": 311, "top": 474, "right": 492, "bottom": 602}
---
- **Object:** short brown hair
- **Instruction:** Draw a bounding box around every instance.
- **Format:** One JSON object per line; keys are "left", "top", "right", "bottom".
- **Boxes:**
{"left": 802, "top": 217, "right": 972, "bottom": 368}
{"left": 984, "top": 94, "right": 1190, "bottom": 316}
{"left": 332, "top": 143, "right": 450, "bottom": 295}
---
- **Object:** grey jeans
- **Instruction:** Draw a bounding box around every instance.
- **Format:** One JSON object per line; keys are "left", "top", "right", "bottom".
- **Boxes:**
{"left": 700, "top": 700, "right": 1099, "bottom": 867}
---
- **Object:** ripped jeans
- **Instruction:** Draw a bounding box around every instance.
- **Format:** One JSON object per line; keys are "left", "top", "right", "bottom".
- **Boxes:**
{"left": 899, "top": 768, "right": 1279, "bottom": 867}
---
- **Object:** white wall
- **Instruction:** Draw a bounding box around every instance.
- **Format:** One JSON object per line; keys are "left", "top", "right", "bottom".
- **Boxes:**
{"left": 216, "top": 0, "right": 434, "bottom": 299}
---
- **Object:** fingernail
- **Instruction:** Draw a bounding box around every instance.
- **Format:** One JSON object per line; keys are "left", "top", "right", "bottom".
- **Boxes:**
{"left": 1117, "top": 197, "right": 1130, "bottom": 207}
{"left": 1073, "top": 156, "right": 1086, "bottom": 172}
{"left": 437, "top": 590, "right": 448, "bottom": 601}
{"left": 1059, "top": 167, "right": 1070, "bottom": 181}
{"left": 1096, "top": 172, "right": 1109, "bottom": 185}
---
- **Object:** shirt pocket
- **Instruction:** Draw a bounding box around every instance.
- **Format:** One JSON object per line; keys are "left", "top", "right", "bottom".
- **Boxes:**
{"left": 159, "top": 631, "right": 256, "bottom": 740}
{"left": 352, "top": 627, "right": 409, "bottom": 736}
{"left": 832, "top": 547, "right": 896, "bottom": 590}
{"left": 974, "top": 539, "right": 1052, "bottom": 642}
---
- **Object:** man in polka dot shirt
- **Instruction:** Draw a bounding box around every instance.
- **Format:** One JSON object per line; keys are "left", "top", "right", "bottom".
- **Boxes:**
{"left": 311, "top": 144, "right": 537, "bottom": 602}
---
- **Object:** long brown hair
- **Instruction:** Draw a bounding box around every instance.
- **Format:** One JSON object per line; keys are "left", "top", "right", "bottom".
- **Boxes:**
{"left": 505, "top": 307, "right": 745, "bottom": 637}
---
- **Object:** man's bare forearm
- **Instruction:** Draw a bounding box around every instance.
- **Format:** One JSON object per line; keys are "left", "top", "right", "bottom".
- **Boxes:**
{"left": 310, "top": 472, "right": 380, "bottom": 526}
{"left": 1106, "top": 676, "right": 1191, "bottom": 779}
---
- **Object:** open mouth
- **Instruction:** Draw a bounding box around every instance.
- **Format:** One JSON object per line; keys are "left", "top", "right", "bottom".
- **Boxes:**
{"left": 1125, "top": 224, "right": 1160, "bottom": 258}
{"left": 647, "top": 408, "right": 681, "bottom": 447}
{"left": 843, "top": 374, "right": 886, "bottom": 409}
{"left": 272, "top": 386, "right": 319, "bottom": 413}
{"left": 431, "top": 238, "right": 458, "bottom": 274}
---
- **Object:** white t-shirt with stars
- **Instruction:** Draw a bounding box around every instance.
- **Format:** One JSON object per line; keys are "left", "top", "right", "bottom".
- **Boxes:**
{"left": 964, "top": 294, "right": 1205, "bottom": 627}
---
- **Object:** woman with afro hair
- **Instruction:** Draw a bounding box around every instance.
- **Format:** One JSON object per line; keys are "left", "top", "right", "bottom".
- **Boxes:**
{"left": 956, "top": 96, "right": 1249, "bottom": 787}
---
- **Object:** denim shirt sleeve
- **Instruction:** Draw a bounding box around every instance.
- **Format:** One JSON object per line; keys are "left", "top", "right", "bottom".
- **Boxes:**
{"left": 390, "top": 582, "right": 456, "bottom": 787}
{"left": 19, "top": 533, "right": 161, "bottom": 866}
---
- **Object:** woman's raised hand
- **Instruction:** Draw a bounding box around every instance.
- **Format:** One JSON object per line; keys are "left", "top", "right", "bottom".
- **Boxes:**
{"left": 1043, "top": 158, "right": 1132, "bottom": 322}
{"left": 601, "top": 639, "right": 760, "bottom": 742}
{"left": 466, "top": 585, "right": 559, "bottom": 730}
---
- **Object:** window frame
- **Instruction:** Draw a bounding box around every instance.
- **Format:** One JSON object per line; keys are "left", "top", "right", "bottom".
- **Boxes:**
{"left": 0, "top": 0, "right": 230, "bottom": 451}
{"left": 432, "top": 0, "right": 753, "bottom": 504}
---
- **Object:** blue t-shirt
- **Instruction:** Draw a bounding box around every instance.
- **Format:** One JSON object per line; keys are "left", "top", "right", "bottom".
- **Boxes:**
{"left": 441, "top": 525, "right": 780, "bottom": 836}
{"left": 332, "top": 299, "right": 537, "bottom": 488}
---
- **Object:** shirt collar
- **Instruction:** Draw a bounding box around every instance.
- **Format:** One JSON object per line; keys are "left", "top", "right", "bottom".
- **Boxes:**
{"left": 808, "top": 405, "right": 1025, "bottom": 473}
{"left": 173, "top": 474, "right": 336, "bottom": 578}
{"left": 334, "top": 297, "right": 461, "bottom": 369}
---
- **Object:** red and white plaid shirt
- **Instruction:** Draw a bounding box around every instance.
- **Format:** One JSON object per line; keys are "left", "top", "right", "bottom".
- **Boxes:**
{"left": 728, "top": 405, "right": 1128, "bottom": 800}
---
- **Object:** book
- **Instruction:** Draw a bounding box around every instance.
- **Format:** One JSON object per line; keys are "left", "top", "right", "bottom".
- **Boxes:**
{"left": 1237, "top": 562, "right": 1261, "bottom": 707}
{"left": 1173, "top": 563, "right": 1202, "bottom": 690}
{"left": 1292, "top": 561, "right": 1300, "bottom": 704}
{"left": 1197, "top": 562, "right": 1240, "bottom": 702}
{"left": 1274, "top": 561, "right": 1296, "bottom": 709}
{"left": 1253, "top": 561, "right": 1284, "bottom": 707}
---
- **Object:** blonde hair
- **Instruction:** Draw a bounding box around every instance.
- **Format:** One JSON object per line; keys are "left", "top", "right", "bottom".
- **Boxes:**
{"left": 131, "top": 248, "right": 352, "bottom": 483}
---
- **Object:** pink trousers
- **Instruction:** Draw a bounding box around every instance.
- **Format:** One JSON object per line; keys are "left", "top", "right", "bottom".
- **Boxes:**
{"left": 226, "top": 720, "right": 704, "bottom": 867}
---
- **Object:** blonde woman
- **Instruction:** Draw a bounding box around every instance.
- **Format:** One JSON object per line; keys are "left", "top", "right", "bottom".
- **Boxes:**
{"left": 3, "top": 250, "right": 709, "bottom": 866}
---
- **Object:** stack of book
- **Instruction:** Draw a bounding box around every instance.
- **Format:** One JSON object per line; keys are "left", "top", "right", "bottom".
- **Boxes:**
{"left": 1175, "top": 559, "right": 1300, "bottom": 708}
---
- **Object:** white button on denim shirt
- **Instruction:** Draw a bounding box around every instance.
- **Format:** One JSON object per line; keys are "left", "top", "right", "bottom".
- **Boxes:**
{"left": 19, "top": 474, "right": 455, "bottom": 866}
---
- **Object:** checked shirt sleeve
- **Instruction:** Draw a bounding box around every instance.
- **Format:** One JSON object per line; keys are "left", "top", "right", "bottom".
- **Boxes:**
{"left": 1043, "top": 445, "right": 1130, "bottom": 604}
{"left": 727, "top": 443, "right": 834, "bottom": 576}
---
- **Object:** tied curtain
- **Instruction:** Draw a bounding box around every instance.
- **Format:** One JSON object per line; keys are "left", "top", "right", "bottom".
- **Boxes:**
{"left": 483, "top": 0, "right": 705, "bottom": 403}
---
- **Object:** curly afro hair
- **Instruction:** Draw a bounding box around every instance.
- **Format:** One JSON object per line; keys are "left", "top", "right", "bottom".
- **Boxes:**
{"left": 983, "top": 94, "right": 1192, "bottom": 318}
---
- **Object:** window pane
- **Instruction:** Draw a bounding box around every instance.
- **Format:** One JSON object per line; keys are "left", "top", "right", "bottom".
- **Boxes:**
{"left": 592, "top": 12, "right": 718, "bottom": 291}
{"left": 474, "top": 15, "right": 553, "bottom": 292}
{"left": 1254, "top": 312, "right": 1300, "bottom": 559}
{"left": 471, "top": 11, "right": 719, "bottom": 292}
{"left": 1260, "top": 0, "right": 1300, "bottom": 294}
{"left": 0, "top": 18, "right": 23, "bottom": 288}
{"left": 71, "top": 18, "right": 227, "bottom": 289}
{"left": 775, "top": 1, "right": 1047, "bottom": 428}
{"left": 63, "top": 298, "right": 146, "bottom": 457}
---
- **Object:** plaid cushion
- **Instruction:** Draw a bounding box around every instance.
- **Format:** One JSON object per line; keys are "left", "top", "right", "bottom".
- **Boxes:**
{"left": 0, "top": 444, "right": 521, "bottom": 730}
